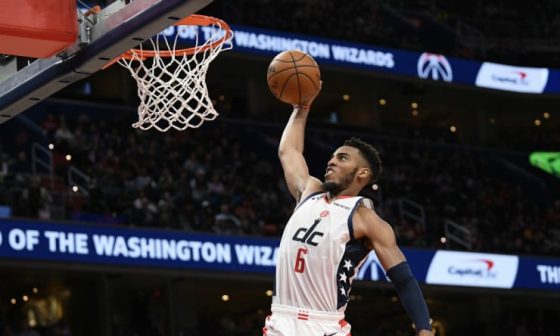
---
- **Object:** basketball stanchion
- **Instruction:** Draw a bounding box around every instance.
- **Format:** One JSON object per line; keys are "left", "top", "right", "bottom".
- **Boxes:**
{"left": 106, "top": 14, "right": 233, "bottom": 132}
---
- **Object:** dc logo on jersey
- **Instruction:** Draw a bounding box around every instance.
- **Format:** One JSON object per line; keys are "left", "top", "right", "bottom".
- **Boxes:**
{"left": 292, "top": 218, "right": 325, "bottom": 246}
{"left": 417, "top": 53, "right": 453, "bottom": 82}
{"left": 320, "top": 210, "right": 329, "bottom": 217}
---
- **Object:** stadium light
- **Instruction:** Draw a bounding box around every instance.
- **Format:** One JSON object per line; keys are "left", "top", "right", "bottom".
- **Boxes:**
{"left": 534, "top": 119, "right": 541, "bottom": 126}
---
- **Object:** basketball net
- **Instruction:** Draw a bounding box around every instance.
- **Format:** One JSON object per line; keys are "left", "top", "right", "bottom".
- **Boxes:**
{"left": 112, "top": 15, "right": 233, "bottom": 132}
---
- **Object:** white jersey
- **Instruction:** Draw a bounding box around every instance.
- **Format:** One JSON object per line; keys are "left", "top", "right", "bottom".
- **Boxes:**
{"left": 273, "top": 192, "right": 372, "bottom": 313}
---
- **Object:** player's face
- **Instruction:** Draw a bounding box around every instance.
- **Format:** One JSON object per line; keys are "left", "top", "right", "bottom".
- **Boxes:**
{"left": 323, "top": 146, "right": 361, "bottom": 194}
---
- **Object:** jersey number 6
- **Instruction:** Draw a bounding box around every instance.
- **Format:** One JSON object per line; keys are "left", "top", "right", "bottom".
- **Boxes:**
{"left": 294, "top": 247, "right": 308, "bottom": 273}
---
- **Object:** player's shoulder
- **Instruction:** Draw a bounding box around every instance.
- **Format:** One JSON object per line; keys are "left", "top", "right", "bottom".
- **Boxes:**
{"left": 355, "top": 202, "right": 376, "bottom": 217}
{"left": 354, "top": 200, "right": 383, "bottom": 224}
{"left": 357, "top": 197, "right": 374, "bottom": 209}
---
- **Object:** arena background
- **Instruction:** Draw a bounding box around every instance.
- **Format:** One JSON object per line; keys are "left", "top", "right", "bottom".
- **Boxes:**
{"left": 0, "top": 1, "right": 559, "bottom": 335}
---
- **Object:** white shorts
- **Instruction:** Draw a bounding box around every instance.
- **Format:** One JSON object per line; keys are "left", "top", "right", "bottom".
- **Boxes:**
{"left": 262, "top": 304, "right": 351, "bottom": 336}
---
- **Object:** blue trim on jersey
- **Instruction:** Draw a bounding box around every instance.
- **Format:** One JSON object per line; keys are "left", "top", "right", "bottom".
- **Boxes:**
{"left": 294, "top": 192, "right": 323, "bottom": 212}
{"left": 346, "top": 197, "right": 363, "bottom": 241}
{"left": 335, "top": 238, "right": 369, "bottom": 309}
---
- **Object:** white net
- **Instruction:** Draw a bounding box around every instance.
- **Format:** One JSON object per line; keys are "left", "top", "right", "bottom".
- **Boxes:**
{"left": 117, "top": 18, "right": 233, "bottom": 132}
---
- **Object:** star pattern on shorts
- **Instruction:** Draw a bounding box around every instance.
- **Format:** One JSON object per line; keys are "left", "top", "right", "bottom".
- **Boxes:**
{"left": 339, "top": 272, "right": 348, "bottom": 283}
{"left": 343, "top": 259, "right": 353, "bottom": 271}
{"left": 339, "top": 287, "right": 346, "bottom": 296}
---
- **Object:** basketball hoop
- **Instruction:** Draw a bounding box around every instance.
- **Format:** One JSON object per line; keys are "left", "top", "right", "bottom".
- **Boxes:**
{"left": 108, "top": 14, "right": 233, "bottom": 132}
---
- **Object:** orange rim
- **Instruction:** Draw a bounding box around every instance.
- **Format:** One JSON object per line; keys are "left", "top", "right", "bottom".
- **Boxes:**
{"left": 103, "top": 14, "right": 232, "bottom": 68}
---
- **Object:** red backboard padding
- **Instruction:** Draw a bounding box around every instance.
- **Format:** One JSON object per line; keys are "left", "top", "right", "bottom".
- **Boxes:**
{"left": 0, "top": 0, "right": 78, "bottom": 58}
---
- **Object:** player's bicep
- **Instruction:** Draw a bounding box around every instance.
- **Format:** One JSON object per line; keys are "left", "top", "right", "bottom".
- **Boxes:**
{"left": 362, "top": 210, "right": 406, "bottom": 271}
{"left": 374, "top": 226, "right": 406, "bottom": 271}
{"left": 279, "top": 149, "right": 321, "bottom": 201}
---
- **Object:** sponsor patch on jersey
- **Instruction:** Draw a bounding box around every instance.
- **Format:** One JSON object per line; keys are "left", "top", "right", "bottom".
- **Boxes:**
{"left": 333, "top": 202, "right": 351, "bottom": 210}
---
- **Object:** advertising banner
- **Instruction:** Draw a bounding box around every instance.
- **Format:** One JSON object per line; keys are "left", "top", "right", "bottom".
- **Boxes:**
{"left": 475, "top": 62, "right": 549, "bottom": 93}
{"left": 162, "top": 24, "right": 560, "bottom": 94}
{"left": 1, "top": 219, "right": 559, "bottom": 291}
{"left": 425, "top": 250, "right": 519, "bottom": 288}
{"left": 0, "top": 219, "right": 278, "bottom": 274}
{"left": 163, "top": 25, "right": 478, "bottom": 86}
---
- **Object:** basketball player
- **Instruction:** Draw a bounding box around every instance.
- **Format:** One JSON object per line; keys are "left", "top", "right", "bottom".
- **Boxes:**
{"left": 263, "top": 88, "right": 433, "bottom": 336}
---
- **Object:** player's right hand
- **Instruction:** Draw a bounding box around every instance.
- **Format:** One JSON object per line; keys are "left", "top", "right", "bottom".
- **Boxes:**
{"left": 295, "top": 80, "right": 322, "bottom": 109}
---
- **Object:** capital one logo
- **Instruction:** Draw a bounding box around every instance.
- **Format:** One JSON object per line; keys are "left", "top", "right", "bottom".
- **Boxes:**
{"left": 448, "top": 259, "right": 497, "bottom": 278}
{"left": 417, "top": 53, "right": 453, "bottom": 82}
{"left": 427, "top": 251, "right": 518, "bottom": 288}
{"left": 491, "top": 71, "right": 529, "bottom": 85}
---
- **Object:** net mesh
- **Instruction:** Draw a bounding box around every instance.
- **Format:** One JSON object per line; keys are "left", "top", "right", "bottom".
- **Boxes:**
{"left": 117, "top": 20, "right": 233, "bottom": 132}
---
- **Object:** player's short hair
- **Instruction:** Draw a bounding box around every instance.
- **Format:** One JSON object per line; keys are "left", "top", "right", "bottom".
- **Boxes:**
{"left": 344, "top": 137, "right": 382, "bottom": 183}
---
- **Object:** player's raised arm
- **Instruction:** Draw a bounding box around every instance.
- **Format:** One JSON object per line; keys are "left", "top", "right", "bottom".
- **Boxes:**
{"left": 278, "top": 103, "right": 322, "bottom": 202}
{"left": 354, "top": 207, "right": 433, "bottom": 335}
{"left": 267, "top": 50, "right": 323, "bottom": 202}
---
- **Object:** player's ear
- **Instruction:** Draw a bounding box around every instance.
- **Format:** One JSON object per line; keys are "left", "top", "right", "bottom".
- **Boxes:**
{"left": 358, "top": 168, "right": 370, "bottom": 180}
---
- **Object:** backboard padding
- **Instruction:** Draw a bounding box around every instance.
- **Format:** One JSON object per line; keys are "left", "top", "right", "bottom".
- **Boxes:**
{"left": 0, "top": 0, "right": 213, "bottom": 123}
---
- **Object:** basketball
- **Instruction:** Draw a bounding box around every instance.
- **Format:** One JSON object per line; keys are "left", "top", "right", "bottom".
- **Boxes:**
{"left": 267, "top": 50, "right": 321, "bottom": 105}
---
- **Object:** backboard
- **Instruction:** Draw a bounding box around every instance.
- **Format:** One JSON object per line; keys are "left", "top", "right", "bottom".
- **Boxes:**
{"left": 0, "top": 0, "right": 213, "bottom": 124}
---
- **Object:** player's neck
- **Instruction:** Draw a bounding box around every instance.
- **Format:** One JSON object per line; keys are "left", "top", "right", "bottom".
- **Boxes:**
{"left": 325, "top": 191, "right": 356, "bottom": 203}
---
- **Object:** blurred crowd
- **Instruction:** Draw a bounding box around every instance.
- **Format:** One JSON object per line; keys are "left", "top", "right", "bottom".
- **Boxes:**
{"left": 1, "top": 113, "right": 295, "bottom": 237}
{"left": 0, "top": 111, "right": 558, "bottom": 258}
{"left": 369, "top": 140, "right": 559, "bottom": 255}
